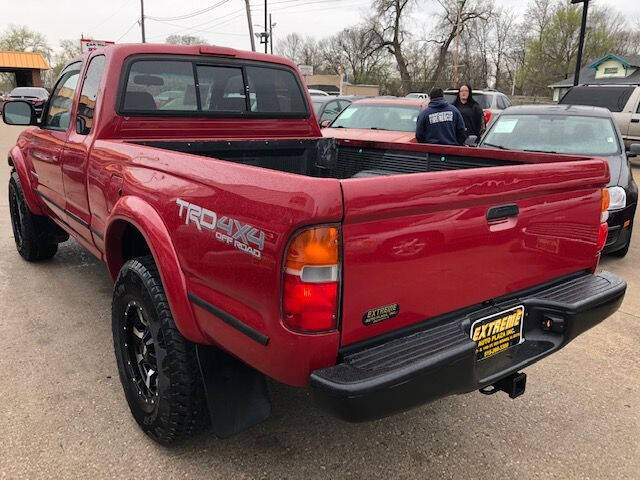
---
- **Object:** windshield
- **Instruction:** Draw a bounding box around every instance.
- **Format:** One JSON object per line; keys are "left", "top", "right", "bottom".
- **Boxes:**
{"left": 10, "top": 87, "right": 48, "bottom": 98}
{"left": 482, "top": 114, "right": 620, "bottom": 156}
{"left": 331, "top": 104, "right": 420, "bottom": 132}
{"left": 445, "top": 92, "right": 491, "bottom": 109}
{"left": 312, "top": 101, "right": 324, "bottom": 113}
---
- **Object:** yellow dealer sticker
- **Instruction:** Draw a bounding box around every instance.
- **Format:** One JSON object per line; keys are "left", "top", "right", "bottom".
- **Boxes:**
{"left": 470, "top": 305, "right": 525, "bottom": 360}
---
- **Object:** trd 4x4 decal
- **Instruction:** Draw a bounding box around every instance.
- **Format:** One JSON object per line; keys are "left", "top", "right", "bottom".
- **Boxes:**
{"left": 176, "top": 198, "right": 265, "bottom": 259}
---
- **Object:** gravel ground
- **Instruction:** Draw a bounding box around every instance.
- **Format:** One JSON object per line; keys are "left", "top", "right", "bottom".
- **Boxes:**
{"left": 0, "top": 123, "right": 638, "bottom": 479}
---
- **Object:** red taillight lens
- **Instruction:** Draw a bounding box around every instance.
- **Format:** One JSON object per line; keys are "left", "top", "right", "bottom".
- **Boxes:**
{"left": 483, "top": 109, "right": 491, "bottom": 125}
{"left": 283, "top": 275, "right": 338, "bottom": 331}
{"left": 596, "top": 222, "right": 608, "bottom": 253}
{"left": 282, "top": 226, "right": 340, "bottom": 332}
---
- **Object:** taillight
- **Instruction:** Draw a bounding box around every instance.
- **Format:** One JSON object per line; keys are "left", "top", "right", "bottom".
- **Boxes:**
{"left": 282, "top": 226, "right": 340, "bottom": 332}
{"left": 596, "top": 188, "right": 609, "bottom": 253}
{"left": 483, "top": 109, "right": 492, "bottom": 125}
{"left": 596, "top": 222, "right": 608, "bottom": 252}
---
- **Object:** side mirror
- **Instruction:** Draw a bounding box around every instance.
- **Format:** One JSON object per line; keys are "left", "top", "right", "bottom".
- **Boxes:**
{"left": 464, "top": 135, "right": 478, "bottom": 146}
{"left": 320, "top": 119, "right": 332, "bottom": 128}
{"left": 627, "top": 144, "right": 640, "bottom": 158}
{"left": 2, "top": 100, "right": 37, "bottom": 126}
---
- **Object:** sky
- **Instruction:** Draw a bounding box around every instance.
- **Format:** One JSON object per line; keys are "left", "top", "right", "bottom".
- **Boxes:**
{"left": 2, "top": 0, "right": 640, "bottom": 55}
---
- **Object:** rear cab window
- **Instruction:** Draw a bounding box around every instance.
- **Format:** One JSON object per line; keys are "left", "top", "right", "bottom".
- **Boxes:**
{"left": 560, "top": 87, "right": 634, "bottom": 112}
{"left": 118, "top": 56, "right": 309, "bottom": 117}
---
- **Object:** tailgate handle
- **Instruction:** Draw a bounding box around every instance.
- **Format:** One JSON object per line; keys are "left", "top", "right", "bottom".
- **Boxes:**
{"left": 631, "top": 118, "right": 640, "bottom": 123}
{"left": 487, "top": 204, "right": 519, "bottom": 221}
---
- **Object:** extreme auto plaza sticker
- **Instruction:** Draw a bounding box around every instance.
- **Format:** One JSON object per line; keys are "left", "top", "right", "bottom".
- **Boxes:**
{"left": 363, "top": 304, "right": 400, "bottom": 325}
{"left": 470, "top": 305, "right": 525, "bottom": 360}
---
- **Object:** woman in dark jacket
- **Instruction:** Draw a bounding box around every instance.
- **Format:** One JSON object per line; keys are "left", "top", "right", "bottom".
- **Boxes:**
{"left": 453, "top": 83, "right": 484, "bottom": 138}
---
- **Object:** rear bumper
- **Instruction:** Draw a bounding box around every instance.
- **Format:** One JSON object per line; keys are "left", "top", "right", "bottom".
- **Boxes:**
{"left": 311, "top": 271, "right": 626, "bottom": 422}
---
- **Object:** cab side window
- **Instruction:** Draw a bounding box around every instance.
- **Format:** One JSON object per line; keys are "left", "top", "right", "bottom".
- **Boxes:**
{"left": 44, "top": 69, "right": 81, "bottom": 130}
{"left": 77, "top": 55, "right": 106, "bottom": 134}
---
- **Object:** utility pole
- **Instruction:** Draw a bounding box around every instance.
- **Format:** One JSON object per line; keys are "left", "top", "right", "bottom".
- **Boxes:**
{"left": 572, "top": 0, "right": 589, "bottom": 86}
{"left": 140, "top": 0, "right": 146, "bottom": 43}
{"left": 269, "top": 14, "right": 275, "bottom": 55}
{"left": 453, "top": 27, "right": 460, "bottom": 87}
{"left": 245, "top": 0, "right": 256, "bottom": 52}
{"left": 264, "top": 0, "right": 268, "bottom": 54}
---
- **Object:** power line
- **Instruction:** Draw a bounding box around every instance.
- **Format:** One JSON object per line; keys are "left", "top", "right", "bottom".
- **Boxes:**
{"left": 116, "top": 20, "right": 140, "bottom": 42}
{"left": 89, "top": 0, "right": 130, "bottom": 33}
{"left": 146, "top": 0, "right": 231, "bottom": 22}
{"left": 147, "top": 18, "right": 247, "bottom": 38}
{"left": 146, "top": 7, "right": 246, "bottom": 40}
{"left": 266, "top": 0, "right": 370, "bottom": 15}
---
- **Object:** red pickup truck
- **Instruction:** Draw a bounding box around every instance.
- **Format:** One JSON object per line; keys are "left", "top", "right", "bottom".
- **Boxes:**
{"left": 2, "top": 44, "right": 626, "bottom": 445}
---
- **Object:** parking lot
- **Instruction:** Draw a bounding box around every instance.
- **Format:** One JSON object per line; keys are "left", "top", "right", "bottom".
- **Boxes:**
{"left": 0, "top": 121, "right": 638, "bottom": 479}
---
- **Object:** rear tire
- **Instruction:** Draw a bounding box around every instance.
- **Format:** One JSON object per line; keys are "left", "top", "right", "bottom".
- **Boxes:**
{"left": 112, "top": 255, "right": 209, "bottom": 445}
{"left": 8, "top": 171, "right": 66, "bottom": 261}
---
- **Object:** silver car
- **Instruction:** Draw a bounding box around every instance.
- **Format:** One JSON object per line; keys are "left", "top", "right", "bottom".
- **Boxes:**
{"left": 444, "top": 89, "right": 512, "bottom": 127}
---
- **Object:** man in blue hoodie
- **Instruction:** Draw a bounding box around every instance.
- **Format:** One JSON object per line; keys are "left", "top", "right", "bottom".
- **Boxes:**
{"left": 416, "top": 87, "right": 466, "bottom": 145}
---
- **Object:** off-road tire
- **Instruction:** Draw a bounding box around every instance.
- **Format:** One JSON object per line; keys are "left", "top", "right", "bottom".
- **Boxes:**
{"left": 112, "top": 255, "right": 209, "bottom": 445}
{"left": 8, "top": 171, "right": 66, "bottom": 261}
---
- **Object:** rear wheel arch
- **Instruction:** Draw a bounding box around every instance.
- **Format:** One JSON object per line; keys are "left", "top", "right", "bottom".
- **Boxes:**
{"left": 104, "top": 219, "right": 151, "bottom": 279}
{"left": 105, "top": 198, "right": 208, "bottom": 344}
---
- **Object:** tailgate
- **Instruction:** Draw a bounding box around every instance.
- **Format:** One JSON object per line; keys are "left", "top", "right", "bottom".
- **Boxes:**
{"left": 339, "top": 159, "right": 609, "bottom": 346}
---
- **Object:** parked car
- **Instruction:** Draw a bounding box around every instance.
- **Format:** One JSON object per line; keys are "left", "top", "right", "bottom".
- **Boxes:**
{"left": 4, "top": 87, "right": 49, "bottom": 116}
{"left": 308, "top": 88, "right": 330, "bottom": 97}
{"left": 406, "top": 92, "right": 429, "bottom": 99}
{"left": 559, "top": 85, "right": 640, "bottom": 149}
{"left": 312, "top": 96, "right": 358, "bottom": 126}
{"left": 2, "top": 43, "right": 625, "bottom": 445}
{"left": 322, "top": 97, "right": 428, "bottom": 142}
{"left": 479, "top": 104, "right": 638, "bottom": 257}
{"left": 444, "top": 88, "right": 511, "bottom": 126}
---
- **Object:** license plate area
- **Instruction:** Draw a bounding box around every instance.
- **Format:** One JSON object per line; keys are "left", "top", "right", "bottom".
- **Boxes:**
{"left": 470, "top": 305, "right": 525, "bottom": 360}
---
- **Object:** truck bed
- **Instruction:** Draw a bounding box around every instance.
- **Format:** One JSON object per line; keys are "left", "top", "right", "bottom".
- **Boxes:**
{"left": 124, "top": 137, "right": 609, "bottom": 348}
{"left": 131, "top": 138, "right": 520, "bottom": 179}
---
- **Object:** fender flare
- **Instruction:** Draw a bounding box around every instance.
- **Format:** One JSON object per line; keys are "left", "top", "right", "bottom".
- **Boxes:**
{"left": 8, "top": 146, "right": 43, "bottom": 215}
{"left": 105, "top": 196, "right": 208, "bottom": 344}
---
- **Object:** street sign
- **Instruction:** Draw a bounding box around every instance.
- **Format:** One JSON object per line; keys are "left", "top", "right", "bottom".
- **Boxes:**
{"left": 80, "top": 38, "right": 115, "bottom": 54}
{"left": 299, "top": 65, "right": 313, "bottom": 76}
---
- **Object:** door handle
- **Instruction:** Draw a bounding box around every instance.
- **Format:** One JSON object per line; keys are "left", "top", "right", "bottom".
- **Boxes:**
{"left": 631, "top": 119, "right": 639, "bottom": 123}
{"left": 487, "top": 204, "right": 519, "bottom": 221}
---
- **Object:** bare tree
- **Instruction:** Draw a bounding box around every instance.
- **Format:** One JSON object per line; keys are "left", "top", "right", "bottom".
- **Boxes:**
{"left": 526, "top": 0, "right": 554, "bottom": 41}
{"left": 427, "top": 0, "right": 493, "bottom": 89}
{"left": 165, "top": 34, "right": 208, "bottom": 45}
{"left": 276, "top": 33, "right": 323, "bottom": 71}
{"left": 370, "top": 0, "right": 414, "bottom": 94}
{"left": 490, "top": 9, "right": 515, "bottom": 90}
{"left": 331, "top": 26, "right": 387, "bottom": 84}
{"left": 276, "top": 33, "right": 304, "bottom": 63}
{"left": 464, "top": 17, "right": 491, "bottom": 87}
